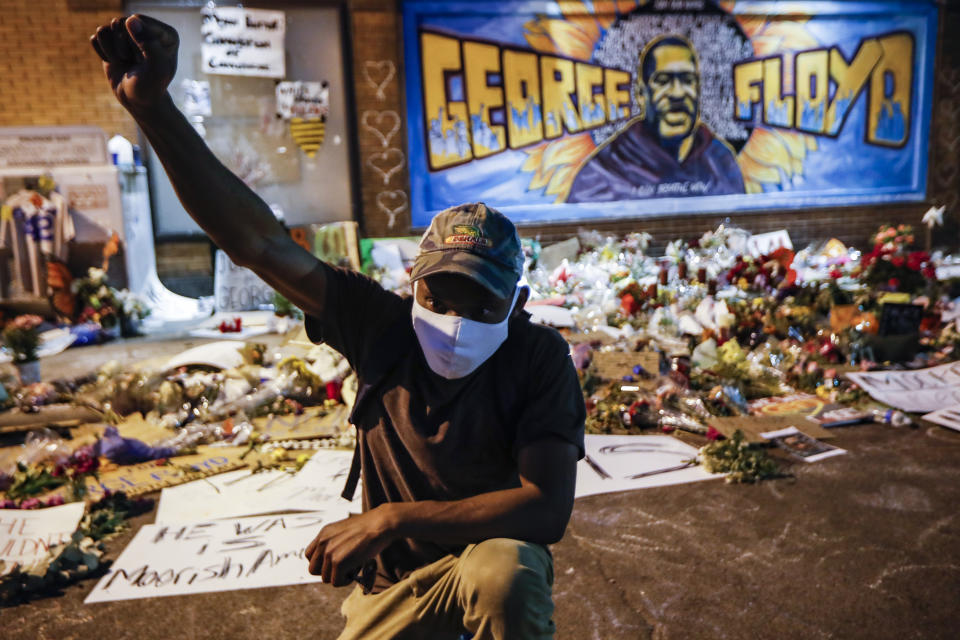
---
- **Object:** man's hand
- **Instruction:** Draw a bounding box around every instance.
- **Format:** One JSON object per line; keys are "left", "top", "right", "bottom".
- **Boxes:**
{"left": 90, "top": 15, "right": 178, "bottom": 112}
{"left": 305, "top": 507, "right": 395, "bottom": 587}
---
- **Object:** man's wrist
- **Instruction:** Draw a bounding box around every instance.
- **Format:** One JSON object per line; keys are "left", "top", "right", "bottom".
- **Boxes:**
{"left": 125, "top": 92, "right": 177, "bottom": 124}
{"left": 378, "top": 502, "right": 407, "bottom": 540}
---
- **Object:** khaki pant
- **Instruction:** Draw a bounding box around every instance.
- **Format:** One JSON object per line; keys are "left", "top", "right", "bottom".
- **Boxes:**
{"left": 336, "top": 538, "right": 555, "bottom": 640}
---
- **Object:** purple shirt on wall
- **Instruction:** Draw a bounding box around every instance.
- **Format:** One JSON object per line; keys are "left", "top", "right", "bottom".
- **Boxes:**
{"left": 566, "top": 119, "right": 745, "bottom": 203}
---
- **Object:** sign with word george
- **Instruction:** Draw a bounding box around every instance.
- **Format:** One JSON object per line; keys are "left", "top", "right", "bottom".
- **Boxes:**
{"left": 84, "top": 511, "right": 341, "bottom": 602}
{"left": 214, "top": 249, "right": 275, "bottom": 312}
{"left": 402, "top": 0, "right": 936, "bottom": 225}
{"left": 201, "top": 5, "right": 286, "bottom": 79}
{"left": 0, "top": 502, "right": 85, "bottom": 574}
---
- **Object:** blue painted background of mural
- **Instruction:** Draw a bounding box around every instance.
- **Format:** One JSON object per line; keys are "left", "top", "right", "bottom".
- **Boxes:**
{"left": 402, "top": 1, "right": 937, "bottom": 227}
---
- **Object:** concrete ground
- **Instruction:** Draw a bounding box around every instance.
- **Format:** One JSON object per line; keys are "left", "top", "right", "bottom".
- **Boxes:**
{"left": 2, "top": 335, "right": 960, "bottom": 639}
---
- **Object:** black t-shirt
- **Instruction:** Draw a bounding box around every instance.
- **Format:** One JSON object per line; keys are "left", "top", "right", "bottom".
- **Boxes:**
{"left": 305, "top": 265, "right": 586, "bottom": 592}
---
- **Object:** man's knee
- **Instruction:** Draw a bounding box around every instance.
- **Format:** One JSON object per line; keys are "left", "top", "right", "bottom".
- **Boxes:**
{"left": 457, "top": 538, "right": 554, "bottom": 623}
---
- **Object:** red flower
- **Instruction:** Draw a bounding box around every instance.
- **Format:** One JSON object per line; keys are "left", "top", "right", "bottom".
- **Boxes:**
{"left": 922, "top": 266, "right": 937, "bottom": 280}
{"left": 888, "top": 277, "right": 900, "bottom": 290}
{"left": 325, "top": 380, "right": 342, "bottom": 403}
{"left": 68, "top": 448, "right": 100, "bottom": 475}
{"left": 907, "top": 251, "right": 929, "bottom": 271}
{"left": 705, "top": 426, "right": 722, "bottom": 441}
{"left": 891, "top": 256, "right": 905, "bottom": 267}
{"left": 829, "top": 268, "right": 842, "bottom": 279}
{"left": 620, "top": 293, "right": 639, "bottom": 316}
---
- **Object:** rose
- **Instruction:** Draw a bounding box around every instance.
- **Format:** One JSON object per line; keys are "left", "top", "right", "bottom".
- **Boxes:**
{"left": 888, "top": 277, "right": 900, "bottom": 290}
{"left": 891, "top": 256, "right": 905, "bottom": 267}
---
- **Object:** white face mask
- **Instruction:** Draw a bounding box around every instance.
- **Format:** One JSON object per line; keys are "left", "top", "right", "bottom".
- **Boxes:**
{"left": 411, "top": 283, "right": 520, "bottom": 380}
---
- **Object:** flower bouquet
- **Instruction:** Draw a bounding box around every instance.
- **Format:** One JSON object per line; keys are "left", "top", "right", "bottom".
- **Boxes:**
{"left": 857, "top": 224, "right": 936, "bottom": 294}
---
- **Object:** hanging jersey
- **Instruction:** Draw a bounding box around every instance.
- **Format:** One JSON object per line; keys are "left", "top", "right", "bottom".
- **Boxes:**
{"left": 0, "top": 189, "right": 75, "bottom": 297}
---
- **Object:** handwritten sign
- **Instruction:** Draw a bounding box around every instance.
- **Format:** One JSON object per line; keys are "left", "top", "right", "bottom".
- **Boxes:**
{"left": 213, "top": 249, "right": 275, "bottom": 312}
{"left": 576, "top": 435, "right": 716, "bottom": 498}
{"left": 0, "top": 502, "right": 85, "bottom": 574}
{"left": 201, "top": 5, "right": 286, "bottom": 79}
{"left": 921, "top": 405, "right": 960, "bottom": 432}
{"left": 276, "top": 81, "right": 329, "bottom": 120}
{"left": 746, "top": 230, "right": 792, "bottom": 258}
{"left": 846, "top": 361, "right": 960, "bottom": 413}
{"left": 84, "top": 511, "right": 341, "bottom": 603}
{"left": 253, "top": 405, "right": 347, "bottom": 441}
{"left": 155, "top": 449, "right": 358, "bottom": 524}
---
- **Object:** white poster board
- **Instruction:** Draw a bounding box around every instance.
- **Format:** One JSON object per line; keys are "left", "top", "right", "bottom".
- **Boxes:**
{"left": 84, "top": 511, "right": 338, "bottom": 603}
{"left": 213, "top": 249, "right": 275, "bottom": 312}
{"left": 575, "top": 435, "right": 717, "bottom": 498}
{"left": 200, "top": 6, "right": 286, "bottom": 78}
{"left": 155, "top": 450, "right": 359, "bottom": 524}
{"left": 746, "top": 230, "right": 792, "bottom": 258}
{"left": 846, "top": 361, "right": 960, "bottom": 413}
{"left": 0, "top": 502, "right": 85, "bottom": 574}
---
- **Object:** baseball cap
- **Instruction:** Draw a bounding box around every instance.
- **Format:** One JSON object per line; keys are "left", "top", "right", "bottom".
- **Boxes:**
{"left": 409, "top": 203, "right": 524, "bottom": 299}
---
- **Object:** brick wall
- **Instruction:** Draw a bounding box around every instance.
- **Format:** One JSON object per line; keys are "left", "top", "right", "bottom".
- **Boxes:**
{"left": 0, "top": 0, "right": 137, "bottom": 141}
{"left": 348, "top": 2, "right": 412, "bottom": 237}
{"left": 346, "top": 2, "right": 953, "bottom": 252}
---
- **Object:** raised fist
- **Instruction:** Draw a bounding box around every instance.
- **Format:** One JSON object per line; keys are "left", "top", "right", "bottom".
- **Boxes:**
{"left": 90, "top": 15, "right": 179, "bottom": 112}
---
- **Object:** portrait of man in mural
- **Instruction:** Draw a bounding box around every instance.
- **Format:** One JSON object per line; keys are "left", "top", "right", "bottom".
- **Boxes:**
{"left": 566, "top": 34, "right": 745, "bottom": 203}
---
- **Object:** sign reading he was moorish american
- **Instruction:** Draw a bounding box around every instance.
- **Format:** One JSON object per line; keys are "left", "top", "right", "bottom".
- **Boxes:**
{"left": 401, "top": 0, "right": 937, "bottom": 225}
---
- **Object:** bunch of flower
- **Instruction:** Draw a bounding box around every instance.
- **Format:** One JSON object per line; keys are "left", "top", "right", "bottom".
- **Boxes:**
{"left": 857, "top": 224, "right": 936, "bottom": 293}
{"left": 52, "top": 445, "right": 101, "bottom": 500}
{"left": 723, "top": 247, "right": 797, "bottom": 293}
{"left": 72, "top": 267, "right": 121, "bottom": 328}
{"left": 2, "top": 315, "right": 43, "bottom": 362}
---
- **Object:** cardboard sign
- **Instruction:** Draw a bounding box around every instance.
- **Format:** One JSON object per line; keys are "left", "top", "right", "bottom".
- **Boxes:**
{"left": 591, "top": 351, "right": 661, "bottom": 382}
{"left": 0, "top": 502, "right": 85, "bottom": 574}
{"left": 38, "top": 446, "right": 250, "bottom": 503}
{"left": 746, "top": 230, "right": 793, "bottom": 258}
{"left": 708, "top": 415, "right": 833, "bottom": 444}
{"left": 200, "top": 6, "right": 286, "bottom": 78}
{"left": 84, "top": 511, "right": 342, "bottom": 603}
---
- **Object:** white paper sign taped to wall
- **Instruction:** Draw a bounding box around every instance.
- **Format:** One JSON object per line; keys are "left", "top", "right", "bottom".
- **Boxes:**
{"left": 84, "top": 511, "right": 343, "bottom": 603}
{"left": 201, "top": 5, "right": 286, "bottom": 78}
{"left": 276, "top": 81, "right": 330, "bottom": 120}
{"left": 0, "top": 502, "right": 85, "bottom": 575}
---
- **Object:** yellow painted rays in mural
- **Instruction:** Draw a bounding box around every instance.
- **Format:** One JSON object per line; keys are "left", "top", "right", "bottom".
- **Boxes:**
{"left": 520, "top": 0, "right": 822, "bottom": 200}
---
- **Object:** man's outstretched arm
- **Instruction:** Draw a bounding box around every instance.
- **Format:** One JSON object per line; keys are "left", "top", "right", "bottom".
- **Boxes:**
{"left": 305, "top": 437, "right": 579, "bottom": 586}
{"left": 91, "top": 15, "right": 327, "bottom": 317}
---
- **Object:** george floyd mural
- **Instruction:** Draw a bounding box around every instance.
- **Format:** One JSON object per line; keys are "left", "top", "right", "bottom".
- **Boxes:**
{"left": 401, "top": 0, "right": 937, "bottom": 226}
